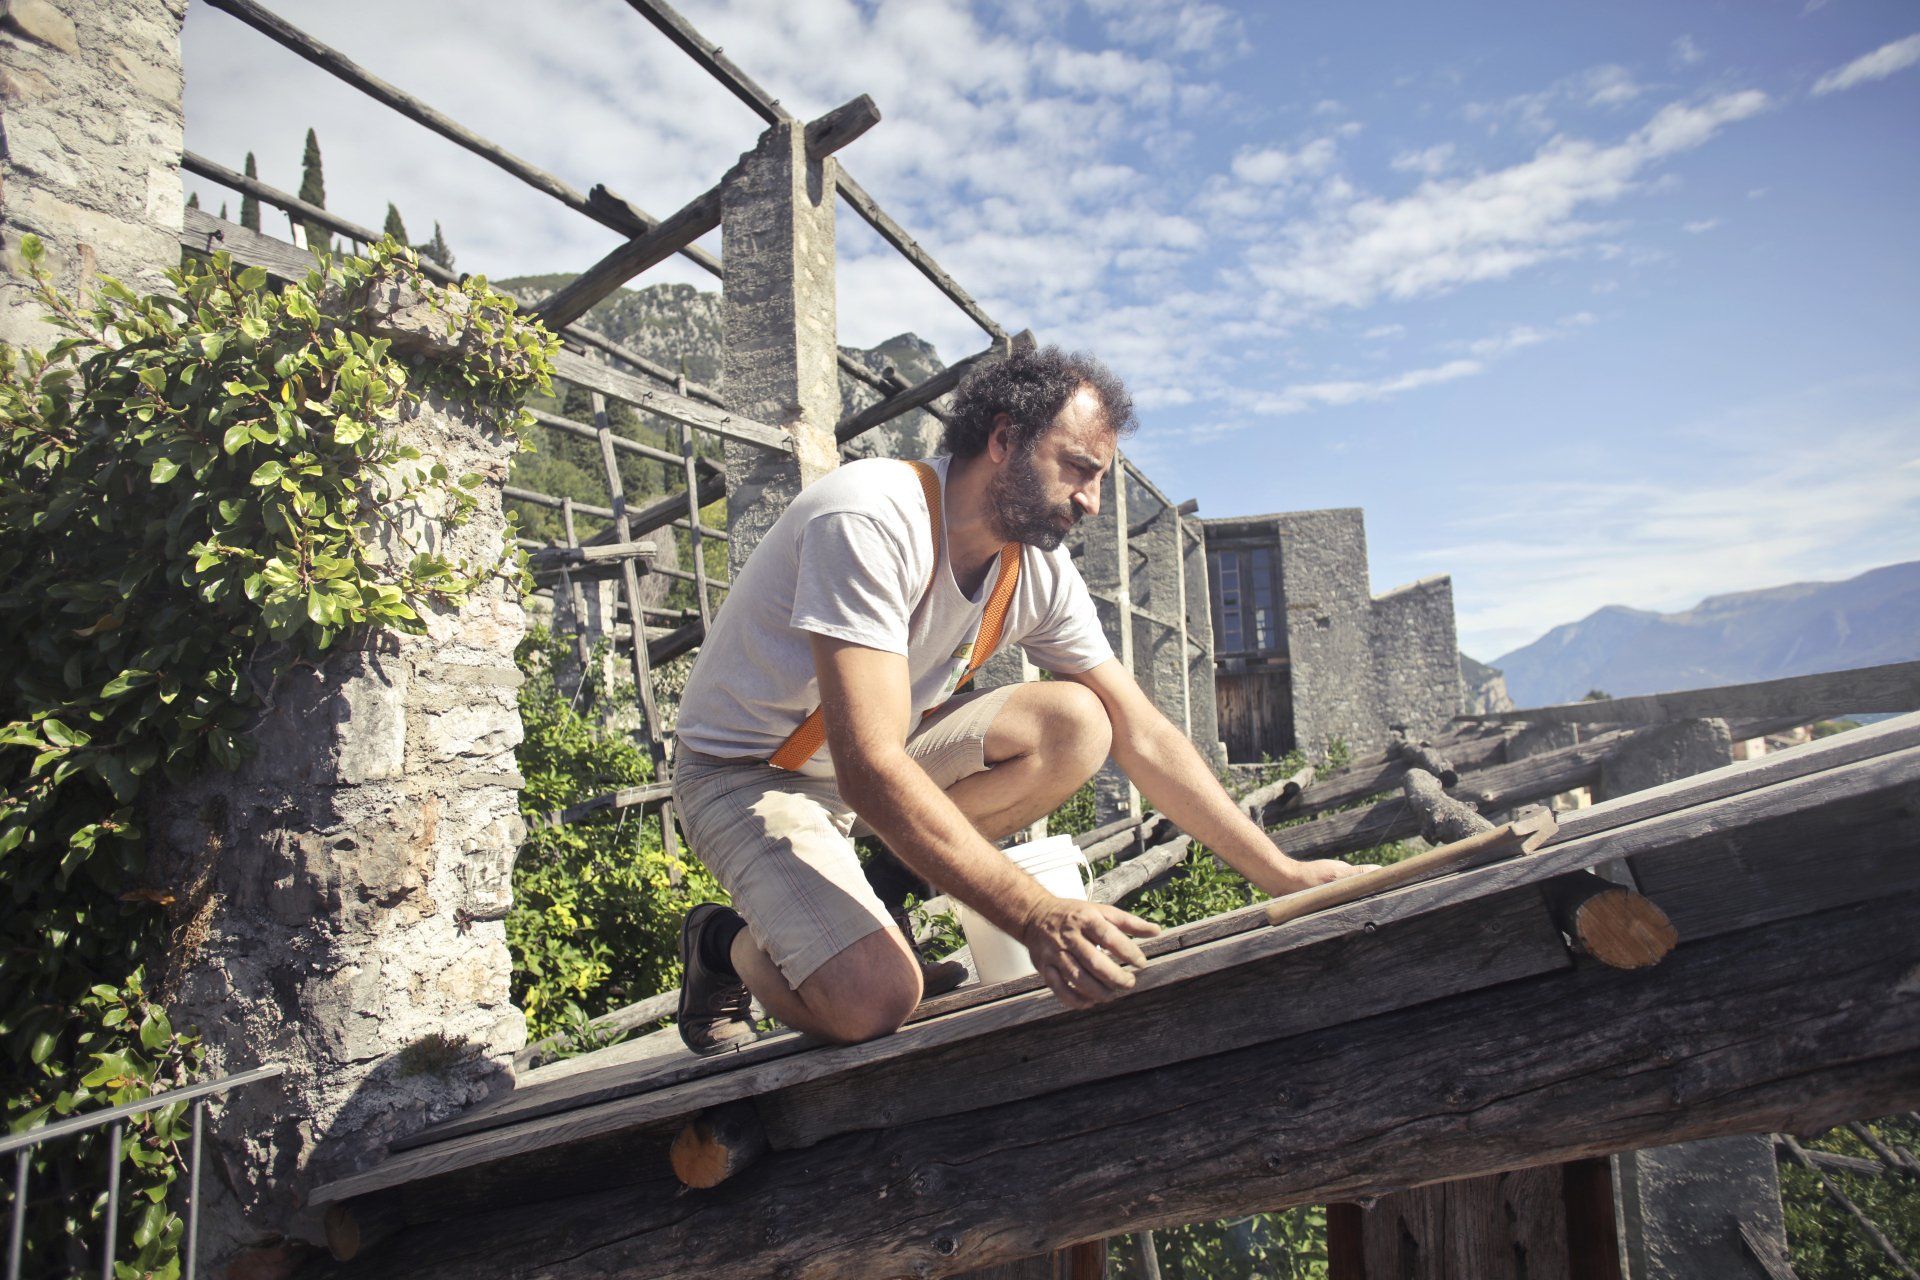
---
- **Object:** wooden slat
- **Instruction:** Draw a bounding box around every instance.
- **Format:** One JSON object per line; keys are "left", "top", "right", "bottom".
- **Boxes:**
{"left": 1265, "top": 812, "right": 1555, "bottom": 926}
{"left": 199, "top": 0, "right": 715, "bottom": 270}
{"left": 1470, "top": 659, "right": 1920, "bottom": 727}
{"left": 550, "top": 350, "right": 785, "bottom": 452}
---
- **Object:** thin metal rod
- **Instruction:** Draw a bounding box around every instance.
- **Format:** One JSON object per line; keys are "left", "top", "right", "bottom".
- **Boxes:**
{"left": 7, "top": 1150, "right": 27, "bottom": 1280}
{"left": 184, "top": 1101, "right": 204, "bottom": 1280}
{"left": 100, "top": 1122, "right": 121, "bottom": 1280}
{"left": 0, "top": 1066, "right": 284, "bottom": 1157}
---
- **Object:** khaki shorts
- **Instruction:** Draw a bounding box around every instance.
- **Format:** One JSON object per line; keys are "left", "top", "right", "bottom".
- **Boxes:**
{"left": 671, "top": 683, "right": 1019, "bottom": 989}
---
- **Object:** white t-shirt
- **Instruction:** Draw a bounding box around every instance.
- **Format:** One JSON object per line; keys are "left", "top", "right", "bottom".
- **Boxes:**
{"left": 675, "top": 455, "right": 1114, "bottom": 776}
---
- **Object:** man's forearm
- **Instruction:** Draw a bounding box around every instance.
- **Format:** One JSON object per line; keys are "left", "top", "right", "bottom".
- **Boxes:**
{"left": 837, "top": 746, "right": 1052, "bottom": 938}
{"left": 1111, "top": 720, "right": 1318, "bottom": 896}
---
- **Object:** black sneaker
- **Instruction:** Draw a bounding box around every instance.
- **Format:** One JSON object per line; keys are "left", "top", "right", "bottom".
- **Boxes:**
{"left": 677, "top": 903, "right": 755, "bottom": 1055}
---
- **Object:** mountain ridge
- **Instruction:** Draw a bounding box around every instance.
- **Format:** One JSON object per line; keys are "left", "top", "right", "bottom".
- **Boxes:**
{"left": 1485, "top": 560, "right": 1920, "bottom": 708}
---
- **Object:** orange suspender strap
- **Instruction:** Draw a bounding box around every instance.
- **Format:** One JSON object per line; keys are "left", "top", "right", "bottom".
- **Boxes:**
{"left": 768, "top": 461, "right": 1021, "bottom": 771}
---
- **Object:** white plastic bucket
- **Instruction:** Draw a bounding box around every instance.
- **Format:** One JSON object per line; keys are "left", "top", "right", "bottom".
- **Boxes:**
{"left": 954, "top": 834, "right": 1091, "bottom": 985}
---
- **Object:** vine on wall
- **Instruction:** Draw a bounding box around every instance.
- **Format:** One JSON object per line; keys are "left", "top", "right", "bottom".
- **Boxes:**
{"left": 0, "top": 236, "right": 554, "bottom": 1276}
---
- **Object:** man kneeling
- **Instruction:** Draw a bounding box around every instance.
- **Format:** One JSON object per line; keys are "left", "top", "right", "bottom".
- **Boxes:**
{"left": 669, "top": 347, "right": 1365, "bottom": 1052}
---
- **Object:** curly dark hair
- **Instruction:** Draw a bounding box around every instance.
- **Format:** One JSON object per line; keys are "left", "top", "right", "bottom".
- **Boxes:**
{"left": 941, "top": 345, "right": 1137, "bottom": 459}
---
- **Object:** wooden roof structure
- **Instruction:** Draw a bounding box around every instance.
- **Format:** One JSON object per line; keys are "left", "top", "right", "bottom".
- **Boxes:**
{"left": 308, "top": 706, "right": 1920, "bottom": 1278}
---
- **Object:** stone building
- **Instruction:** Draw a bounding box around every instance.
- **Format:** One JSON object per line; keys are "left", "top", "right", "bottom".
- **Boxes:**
{"left": 1201, "top": 507, "right": 1464, "bottom": 761}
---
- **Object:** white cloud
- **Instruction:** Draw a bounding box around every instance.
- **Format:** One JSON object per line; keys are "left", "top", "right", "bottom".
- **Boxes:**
{"left": 1811, "top": 32, "right": 1920, "bottom": 95}
{"left": 1244, "top": 90, "right": 1769, "bottom": 312}
{"left": 1390, "top": 143, "right": 1456, "bottom": 176}
{"left": 1683, "top": 217, "right": 1722, "bottom": 233}
{"left": 1230, "top": 138, "right": 1339, "bottom": 185}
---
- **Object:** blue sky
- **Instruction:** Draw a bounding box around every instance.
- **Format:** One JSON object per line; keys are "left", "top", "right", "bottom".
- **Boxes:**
{"left": 181, "top": 0, "right": 1920, "bottom": 659}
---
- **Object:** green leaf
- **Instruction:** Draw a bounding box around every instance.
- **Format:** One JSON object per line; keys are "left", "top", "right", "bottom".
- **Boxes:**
{"left": 139, "top": 1009, "right": 173, "bottom": 1051}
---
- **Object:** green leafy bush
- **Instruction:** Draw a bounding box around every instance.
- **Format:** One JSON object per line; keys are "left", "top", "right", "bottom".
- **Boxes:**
{"left": 0, "top": 235, "right": 552, "bottom": 1276}
{"left": 507, "top": 628, "right": 725, "bottom": 1044}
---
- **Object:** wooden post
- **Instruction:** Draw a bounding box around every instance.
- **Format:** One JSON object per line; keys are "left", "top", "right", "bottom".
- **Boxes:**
{"left": 676, "top": 374, "right": 713, "bottom": 629}
{"left": 1112, "top": 459, "right": 1139, "bottom": 821}
{"left": 591, "top": 391, "right": 678, "bottom": 860}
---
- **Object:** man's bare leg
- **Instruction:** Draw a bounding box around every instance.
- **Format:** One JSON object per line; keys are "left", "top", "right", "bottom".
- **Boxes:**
{"left": 728, "top": 680, "right": 1113, "bottom": 1044}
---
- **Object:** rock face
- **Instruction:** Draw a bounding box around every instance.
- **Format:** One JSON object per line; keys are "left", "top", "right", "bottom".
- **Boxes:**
{"left": 0, "top": 0, "right": 187, "bottom": 346}
{"left": 1459, "top": 652, "right": 1515, "bottom": 715}
{"left": 149, "top": 379, "right": 528, "bottom": 1263}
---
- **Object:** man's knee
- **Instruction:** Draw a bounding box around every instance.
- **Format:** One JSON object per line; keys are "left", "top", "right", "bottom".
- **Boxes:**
{"left": 1042, "top": 681, "right": 1112, "bottom": 777}
{"left": 796, "top": 927, "right": 922, "bottom": 1044}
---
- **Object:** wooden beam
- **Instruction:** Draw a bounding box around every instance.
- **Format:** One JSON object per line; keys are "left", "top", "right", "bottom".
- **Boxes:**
{"left": 1401, "top": 766, "right": 1490, "bottom": 844}
{"left": 534, "top": 187, "right": 723, "bottom": 330}
{"left": 535, "top": 98, "right": 878, "bottom": 330}
{"left": 199, "top": 0, "right": 712, "bottom": 265}
{"left": 1541, "top": 872, "right": 1677, "bottom": 970}
{"left": 316, "top": 889, "right": 1920, "bottom": 1279}
{"left": 618, "top": 0, "right": 789, "bottom": 125}
{"left": 835, "top": 336, "right": 1029, "bottom": 443}
{"left": 1468, "top": 659, "right": 1920, "bottom": 728}
{"left": 834, "top": 170, "right": 1007, "bottom": 341}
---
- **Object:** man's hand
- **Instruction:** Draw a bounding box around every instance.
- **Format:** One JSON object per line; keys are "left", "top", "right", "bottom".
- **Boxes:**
{"left": 1019, "top": 898, "right": 1161, "bottom": 1011}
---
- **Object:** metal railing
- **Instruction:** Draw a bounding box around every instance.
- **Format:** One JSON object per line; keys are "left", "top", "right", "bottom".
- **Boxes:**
{"left": 2, "top": 1064, "right": 284, "bottom": 1280}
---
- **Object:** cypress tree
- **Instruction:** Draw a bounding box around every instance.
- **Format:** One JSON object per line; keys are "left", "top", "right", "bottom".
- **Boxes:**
{"left": 297, "top": 128, "right": 330, "bottom": 252}
{"left": 240, "top": 152, "right": 260, "bottom": 232}
{"left": 418, "top": 221, "right": 455, "bottom": 272}
{"left": 382, "top": 203, "right": 409, "bottom": 247}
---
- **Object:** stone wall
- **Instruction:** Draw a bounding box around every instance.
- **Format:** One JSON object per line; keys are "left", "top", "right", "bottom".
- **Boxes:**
{"left": 1371, "top": 573, "right": 1464, "bottom": 739}
{"left": 0, "top": 0, "right": 186, "bottom": 346}
{"left": 1269, "top": 508, "right": 1381, "bottom": 756}
{"left": 150, "top": 373, "right": 530, "bottom": 1263}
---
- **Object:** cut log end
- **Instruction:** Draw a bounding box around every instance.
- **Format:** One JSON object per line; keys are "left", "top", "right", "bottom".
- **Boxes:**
{"left": 670, "top": 1101, "right": 769, "bottom": 1189}
{"left": 1548, "top": 877, "right": 1678, "bottom": 969}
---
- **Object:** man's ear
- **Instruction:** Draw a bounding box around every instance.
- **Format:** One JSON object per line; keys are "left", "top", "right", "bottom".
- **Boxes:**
{"left": 987, "top": 413, "right": 1015, "bottom": 463}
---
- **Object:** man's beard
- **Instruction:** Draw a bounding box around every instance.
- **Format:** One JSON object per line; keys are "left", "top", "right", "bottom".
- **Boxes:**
{"left": 987, "top": 448, "right": 1078, "bottom": 550}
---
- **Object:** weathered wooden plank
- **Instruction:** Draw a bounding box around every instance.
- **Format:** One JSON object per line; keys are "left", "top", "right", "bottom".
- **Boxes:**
{"left": 550, "top": 349, "right": 786, "bottom": 452}
{"left": 336, "top": 740, "right": 1920, "bottom": 1206}
{"left": 321, "top": 890, "right": 1920, "bottom": 1279}
{"left": 754, "top": 889, "right": 1568, "bottom": 1154}
{"left": 1470, "top": 660, "right": 1920, "bottom": 728}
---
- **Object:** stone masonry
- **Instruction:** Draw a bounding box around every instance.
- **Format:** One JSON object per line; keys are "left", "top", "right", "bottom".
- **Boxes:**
{"left": 0, "top": 0, "right": 186, "bottom": 346}
{"left": 149, "top": 366, "right": 531, "bottom": 1265}
{"left": 1372, "top": 573, "right": 1465, "bottom": 736}
{"left": 719, "top": 117, "right": 841, "bottom": 571}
